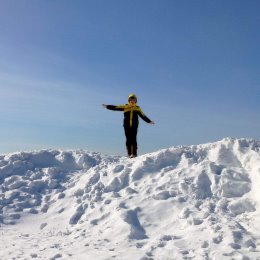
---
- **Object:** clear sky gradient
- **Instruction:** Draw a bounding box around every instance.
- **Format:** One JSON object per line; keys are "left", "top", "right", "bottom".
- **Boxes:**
{"left": 0, "top": 0, "right": 259, "bottom": 155}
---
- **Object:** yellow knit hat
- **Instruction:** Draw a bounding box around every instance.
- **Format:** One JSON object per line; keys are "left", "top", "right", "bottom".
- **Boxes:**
{"left": 128, "top": 93, "right": 137, "bottom": 102}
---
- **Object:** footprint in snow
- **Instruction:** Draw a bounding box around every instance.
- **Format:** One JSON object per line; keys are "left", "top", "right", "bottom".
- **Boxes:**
{"left": 113, "top": 164, "right": 124, "bottom": 173}
{"left": 40, "top": 223, "right": 47, "bottom": 230}
{"left": 50, "top": 253, "right": 62, "bottom": 259}
{"left": 122, "top": 208, "right": 147, "bottom": 240}
{"left": 69, "top": 204, "right": 87, "bottom": 225}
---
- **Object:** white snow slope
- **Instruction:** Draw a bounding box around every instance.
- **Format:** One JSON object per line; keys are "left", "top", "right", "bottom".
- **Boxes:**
{"left": 1, "top": 138, "right": 260, "bottom": 260}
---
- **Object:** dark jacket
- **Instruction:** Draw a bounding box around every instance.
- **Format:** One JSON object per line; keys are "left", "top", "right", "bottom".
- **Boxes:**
{"left": 106, "top": 104, "right": 152, "bottom": 128}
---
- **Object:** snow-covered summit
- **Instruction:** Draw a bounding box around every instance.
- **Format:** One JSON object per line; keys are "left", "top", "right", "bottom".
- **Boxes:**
{"left": 1, "top": 138, "right": 260, "bottom": 260}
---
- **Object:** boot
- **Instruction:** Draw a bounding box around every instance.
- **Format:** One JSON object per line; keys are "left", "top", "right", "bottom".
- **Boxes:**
{"left": 126, "top": 145, "right": 132, "bottom": 157}
{"left": 132, "top": 145, "right": 137, "bottom": 157}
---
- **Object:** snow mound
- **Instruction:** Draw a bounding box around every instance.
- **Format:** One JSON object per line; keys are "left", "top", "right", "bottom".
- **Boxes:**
{"left": 1, "top": 138, "right": 260, "bottom": 260}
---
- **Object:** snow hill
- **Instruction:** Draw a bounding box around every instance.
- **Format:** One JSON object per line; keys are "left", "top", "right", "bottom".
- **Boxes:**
{"left": 1, "top": 138, "right": 260, "bottom": 260}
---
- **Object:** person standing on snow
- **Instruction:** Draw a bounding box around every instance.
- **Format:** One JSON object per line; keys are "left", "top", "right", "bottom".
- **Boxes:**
{"left": 102, "top": 93, "right": 155, "bottom": 158}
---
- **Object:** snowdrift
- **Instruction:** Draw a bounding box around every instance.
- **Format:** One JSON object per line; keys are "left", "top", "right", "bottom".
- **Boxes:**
{"left": 1, "top": 138, "right": 260, "bottom": 260}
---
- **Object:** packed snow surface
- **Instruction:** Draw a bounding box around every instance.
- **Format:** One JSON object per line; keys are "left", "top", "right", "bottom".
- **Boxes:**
{"left": 1, "top": 138, "right": 260, "bottom": 260}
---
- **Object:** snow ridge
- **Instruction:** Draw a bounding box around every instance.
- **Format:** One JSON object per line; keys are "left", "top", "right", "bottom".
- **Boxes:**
{"left": 1, "top": 138, "right": 260, "bottom": 260}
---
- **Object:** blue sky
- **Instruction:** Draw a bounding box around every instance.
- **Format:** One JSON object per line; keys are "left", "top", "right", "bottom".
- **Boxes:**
{"left": 0, "top": 0, "right": 259, "bottom": 155}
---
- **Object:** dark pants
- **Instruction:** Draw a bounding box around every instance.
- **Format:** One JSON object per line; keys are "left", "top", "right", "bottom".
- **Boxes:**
{"left": 124, "top": 126, "right": 138, "bottom": 156}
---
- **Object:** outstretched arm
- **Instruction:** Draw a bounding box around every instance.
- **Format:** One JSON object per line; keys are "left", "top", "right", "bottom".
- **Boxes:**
{"left": 101, "top": 104, "right": 125, "bottom": 111}
{"left": 137, "top": 108, "right": 155, "bottom": 124}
